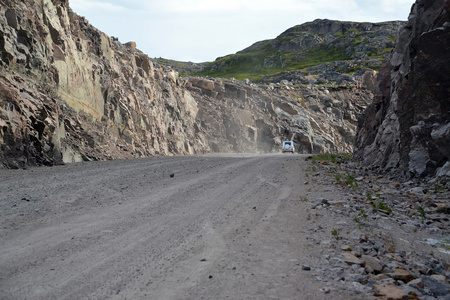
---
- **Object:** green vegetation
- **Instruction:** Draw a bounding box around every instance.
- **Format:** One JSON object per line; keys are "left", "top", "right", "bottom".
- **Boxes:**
{"left": 160, "top": 21, "right": 403, "bottom": 81}
{"left": 194, "top": 43, "right": 351, "bottom": 81}
{"left": 418, "top": 206, "right": 426, "bottom": 219}
{"left": 433, "top": 181, "right": 447, "bottom": 192}
{"left": 334, "top": 173, "right": 343, "bottom": 185}
{"left": 371, "top": 201, "right": 392, "bottom": 213}
{"left": 194, "top": 27, "right": 379, "bottom": 81}
{"left": 344, "top": 172, "right": 358, "bottom": 188}
{"left": 360, "top": 209, "right": 368, "bottom": 220}
{"left": 331, "top": 228, "right": 341, "bottom": 240}
{"left": 332, "top": 171, "right": 358, "bottom": 190}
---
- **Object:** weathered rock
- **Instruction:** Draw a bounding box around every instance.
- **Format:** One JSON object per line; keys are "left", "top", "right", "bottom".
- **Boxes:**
{"left": 0, "top": 0, "right": 374, "bottom": 168}
{"left": 373, "top": 283, "right": 409, "bottom": 300}
{"left": 388, "top": 269, "right": 415, "bottom": 283}
{"left": 311, "top": 198, "right": 330, "bottom": 209}
{"left": 422, "top": 275, "right": 450, "bottom": 297}
{"left": 362, "top": 255, "right": 383, "bottom": 274}
{"left": 302, "top": 265, "right": 311, "bottom": 271}
{"left": 184, "top": 76, "right": 372, "bottom": 155}
{"left": 0, "top": 0, "right": 208, "bottom": 167}
{"left": 430, "top": 274, "right": 448, "bottom": 283}
{"left": 360, "top": 70, "right": 377, "bottom": 91}
{"left": 373, "top": 274, "right": 390, "bottom": 281}
{"left": 341, "top": 253, "right": 364, "bottom": 266}
{"left": 308, "top": 154, "right": 450, "bottom": 299}
{"left": 341, "top": 245, "right": 352, "bottom": 252}
{"left": 355, "top": 0, "right": 450, "bottom": 179}
{"left": 407, "top": 278, "right": 424, "bottom": 289}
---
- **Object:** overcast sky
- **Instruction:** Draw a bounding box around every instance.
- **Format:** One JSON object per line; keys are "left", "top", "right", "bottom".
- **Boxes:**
{"left": 70, "top": 0, "right": 413, "bottom": 62}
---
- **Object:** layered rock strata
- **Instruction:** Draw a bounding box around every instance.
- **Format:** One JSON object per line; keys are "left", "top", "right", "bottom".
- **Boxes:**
{"left": 355, "top": 0, "right": 450, "bottom": 179}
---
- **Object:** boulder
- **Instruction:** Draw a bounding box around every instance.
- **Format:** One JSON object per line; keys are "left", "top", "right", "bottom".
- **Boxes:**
{"left": 388, "top": 269, "right": 415, "bottom": 283}
{"left": 362, "top": 255, "right": 383, "bottom": 274}
{"left": 373, "top": 283, "right": 409, "bottom": 300}
{"left": 341, "top": 253, "right": 364, "bottom": 266}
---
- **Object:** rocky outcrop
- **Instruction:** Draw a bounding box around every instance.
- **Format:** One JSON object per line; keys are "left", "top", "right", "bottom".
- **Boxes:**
{"left": 0, "top": 0, "right": 374, "bottom": 168}
{"left": 0, "top": 0, "right": 208, "bottom": 168}
{"left": 355, "top": 0, "right": 450, "bottom": 179}
{"left": 185, "top": 77, "right": 372, "bottom": 154}
{"left": 195, "top": 19, "right": 405, "bottom": 81}
{"left": 249, "top": 19, "right": 403, "bottom": 61}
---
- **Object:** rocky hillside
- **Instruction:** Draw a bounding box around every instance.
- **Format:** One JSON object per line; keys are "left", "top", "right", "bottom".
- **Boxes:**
{"left": 0, "top": 0, "right": 382, "bottom": 168}
{"left": 355, "top": 0, "right": 450, "bottom": 180}
{"left": 187, "top": 19, "right": 405, "bottom": 82}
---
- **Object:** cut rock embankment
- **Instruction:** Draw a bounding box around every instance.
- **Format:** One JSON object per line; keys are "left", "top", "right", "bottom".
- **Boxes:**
{"left": 1, "top": 0, "right": 382, "bottom": 169}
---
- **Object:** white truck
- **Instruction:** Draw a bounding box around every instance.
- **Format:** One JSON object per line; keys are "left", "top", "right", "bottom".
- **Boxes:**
{"left": 281, "top": 141, "right": 295, "bottom": 153}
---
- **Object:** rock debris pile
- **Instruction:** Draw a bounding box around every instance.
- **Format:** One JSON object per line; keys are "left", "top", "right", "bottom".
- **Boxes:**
{"left": 303, "top": 157, "right": 450, "bottom": 299}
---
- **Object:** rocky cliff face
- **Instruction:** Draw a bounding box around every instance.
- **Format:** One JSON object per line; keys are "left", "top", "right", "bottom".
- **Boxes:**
{"left": 355, "top": 0, "right": 450, "bottom": 179}
{"left": 0, "top": 0, "right": 209, "bottom": 168}
{"left": 0, "top": 0, "right": 374, "bottom": 168}
{"left": 185, "top": 77, "right": 371, "bottom": 154}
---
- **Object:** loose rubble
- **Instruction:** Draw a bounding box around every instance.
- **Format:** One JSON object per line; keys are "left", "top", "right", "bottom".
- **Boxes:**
{"left": 304, "top": 156, "right": 450, "bottom": 299}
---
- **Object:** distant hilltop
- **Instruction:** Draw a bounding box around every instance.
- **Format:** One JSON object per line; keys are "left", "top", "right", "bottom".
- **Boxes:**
{"left": 155, "top": 19, "right": 405, "bottom": 82}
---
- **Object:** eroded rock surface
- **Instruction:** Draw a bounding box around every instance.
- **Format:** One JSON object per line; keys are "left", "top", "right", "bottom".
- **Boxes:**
{"left": 355, "top": 0, "right": 450, "bottom": 179}
{"left": 0, "top": 0, "right": 377, "bottom": 168}
{"left": 0, "top": 0, "right": 208, "bottom": 168}
{"left": 185, "top": 77, "right": 371, "bottom": 154}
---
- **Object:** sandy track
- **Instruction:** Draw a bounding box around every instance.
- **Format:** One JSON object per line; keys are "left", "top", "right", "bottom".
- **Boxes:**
{"left": 0, "top": 154, "right": 356, "bottom": 299}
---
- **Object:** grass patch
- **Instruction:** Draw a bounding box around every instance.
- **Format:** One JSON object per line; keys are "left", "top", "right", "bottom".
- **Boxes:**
{"left": 194, "top": 44, "right": 351, "bottom": 82}
{"left": 331, "top": 228, "right": 341, "bottom": 240}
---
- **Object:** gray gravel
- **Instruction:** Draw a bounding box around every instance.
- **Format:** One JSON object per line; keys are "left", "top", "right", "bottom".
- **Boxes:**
{"left": 1, "top": 154, "right": 361, "bottom": 300}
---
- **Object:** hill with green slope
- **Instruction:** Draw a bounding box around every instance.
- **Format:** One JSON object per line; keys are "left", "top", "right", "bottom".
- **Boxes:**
{"left": 158, "top": 19, "right": 405, "bottom": 82}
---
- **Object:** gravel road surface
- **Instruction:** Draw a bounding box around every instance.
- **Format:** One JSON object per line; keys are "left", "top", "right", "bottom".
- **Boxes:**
{"left": 1, "top": 154, "right": 358, "bottom": 299}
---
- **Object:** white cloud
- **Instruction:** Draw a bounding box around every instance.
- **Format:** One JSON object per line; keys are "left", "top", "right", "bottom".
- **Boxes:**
{"left": 70, "top": 0, "right": 128, "bottom": 13}
{"left": 69, "top": 0, "right": 415, "bottom": 62}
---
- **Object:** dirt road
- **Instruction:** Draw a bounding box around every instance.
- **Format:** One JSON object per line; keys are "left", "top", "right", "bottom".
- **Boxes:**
{"left": 1, "top": 154, "right": 358, "bottom": 299}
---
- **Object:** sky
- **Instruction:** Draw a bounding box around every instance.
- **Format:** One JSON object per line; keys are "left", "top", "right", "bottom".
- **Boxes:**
{"left": 69, "top": 0, "right": 414, "bottom": 63}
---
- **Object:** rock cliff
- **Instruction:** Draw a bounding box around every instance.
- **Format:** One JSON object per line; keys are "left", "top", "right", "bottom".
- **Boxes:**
{"left": 0, "top": 0, "right": 209, "bottom": 168}
{"left": 185, "top": 77, "right": 371, "bottom": 154}
{"left": 0, "top": 0, "right": 375, "bottom": 168}
{"left": 355, "top": 0, "right": 450, "bottom": 179}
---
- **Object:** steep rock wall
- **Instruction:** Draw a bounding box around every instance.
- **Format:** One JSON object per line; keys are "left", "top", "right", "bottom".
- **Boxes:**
{"left": 0, "top": 0, "right": 207, "bottom": 168}
{"left": 355, "top": 0, "right": 450, "bottom": 178}
{"left": 0, "top": 0, "right": 374, "bottom": 168}
{"left": 186, "top": 77, "right": 372, "bottom": 154}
